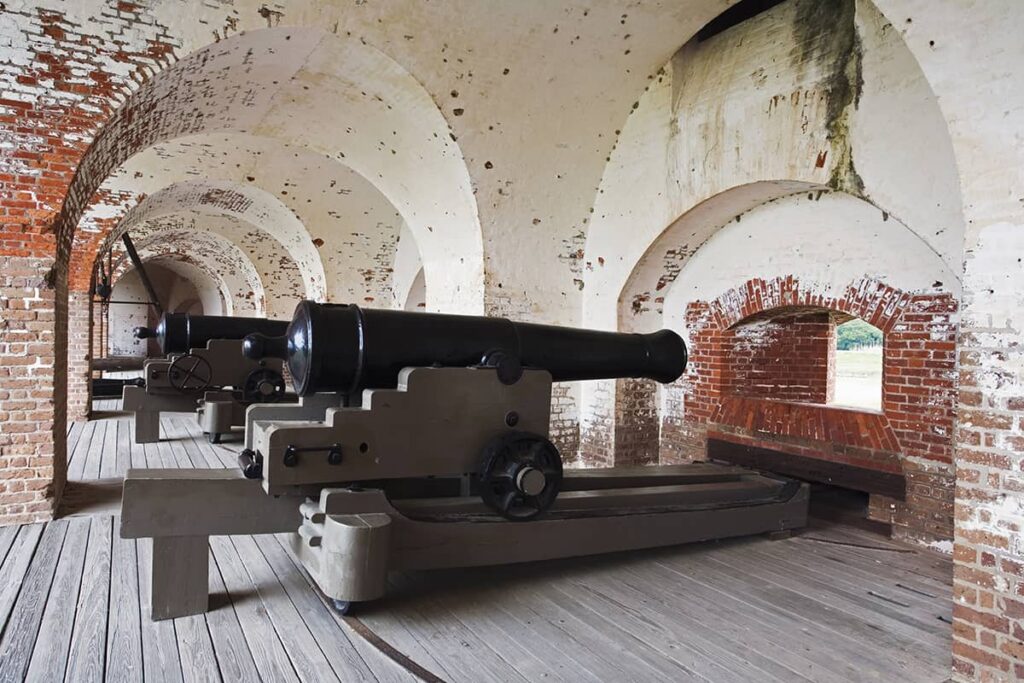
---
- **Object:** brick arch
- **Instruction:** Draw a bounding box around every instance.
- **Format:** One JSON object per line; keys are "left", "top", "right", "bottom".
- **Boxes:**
{"left": 138, "top": 256, "right": 229, "bottom": 317}
{"left": 579, "top": 182, "right": 828, "bottom": 467}
{"left": 117, "top": 230, "right": 265, "bottom": 317}
{"left": 662, "top": 275, "right": 957, "bottom": 542}
{"left": 76, "top": 178, "right": 328, "bottom": 303}
{"left": 53, "top": 27, "right": 483, "bottom": 313}
{"left": 713, "top": 277, "right": 918, "bottom": 333}
{"left": 108, "top": 212, "right": 304, "bottom": 319}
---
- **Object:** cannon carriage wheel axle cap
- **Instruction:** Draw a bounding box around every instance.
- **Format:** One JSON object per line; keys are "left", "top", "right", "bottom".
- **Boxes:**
{"left": 479, "top": 431, "right": 562, "bottom": 521}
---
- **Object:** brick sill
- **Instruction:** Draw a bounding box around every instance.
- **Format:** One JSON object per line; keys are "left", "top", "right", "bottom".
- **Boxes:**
{"left": 727, "top": 394, "right": 885, "bottom": 418}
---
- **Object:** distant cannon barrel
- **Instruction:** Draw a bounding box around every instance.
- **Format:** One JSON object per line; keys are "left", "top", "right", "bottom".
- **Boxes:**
{"left": 92, "top": 376, "right": 145, "bottom": 398}
{"left": 243, "top": 301, "right": 687, "bottom": 396}
{"left": 134, "top": 313, "right": 289, "bottom": 355}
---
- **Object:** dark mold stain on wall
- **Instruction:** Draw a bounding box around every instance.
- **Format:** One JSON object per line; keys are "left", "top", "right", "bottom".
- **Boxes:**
{"left": 793, "top": 0, "right": 865, "bottom": 196}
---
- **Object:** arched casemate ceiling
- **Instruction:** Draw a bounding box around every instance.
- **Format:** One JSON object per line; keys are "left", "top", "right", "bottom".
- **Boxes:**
{"left": 82, "top": 134, "right": 419, "bottom": 307}
{"left": 110, "top": 212, "right": 303, "bottom": 320}
{"left": 619, "top": 181, "right": 823, "bottom": 332}
{"left": 391, "top": 224, "right": 424, "bottom": 310}
{"left": 112, "top": 230, "right": 264, "bottom": 317}
{"left": 132, "top": 256, "right": 229, "bottom": 318}
{"left": 88, "top": 172, "right": 323, "bottom": 303}
{"left": 661, "top": 191, "right": 961, "bottom": 333}
{"left": 582, "top": 0, "right": 965, "bottom": 331}
{"left": 57, "top": 3, "right": 745, "bottom": 320}
{"left": 65, "top": 27, "right": 481, "bottom": 313}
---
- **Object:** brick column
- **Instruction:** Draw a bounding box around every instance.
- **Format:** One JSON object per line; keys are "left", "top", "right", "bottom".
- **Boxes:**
{"left": 950, "top": 216, "right": 1024, "bottom": 680}
{"left": 67, "top": 291, "right": 93, "bottom": 421}
{"left": 614, "top": 378, "right": 660, "bottom": 465}
{"left": 582, "top": 379, "right": 666, "bottom": 467}
{"left": 579, "top": 379, "right": 616, "bottom": 467}
{"left": 0, "top": 256, "right": 61, "bottom": 525}
{"left": 549, "top": 382, "right": 581, "bottom": 466}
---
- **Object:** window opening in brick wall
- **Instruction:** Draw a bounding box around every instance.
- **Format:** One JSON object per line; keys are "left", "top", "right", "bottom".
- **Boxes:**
{"left": 830, "top": 318, "right": 883, "bottom": 411}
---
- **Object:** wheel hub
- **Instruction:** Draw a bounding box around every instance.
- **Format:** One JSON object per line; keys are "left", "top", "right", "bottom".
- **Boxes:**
{"left": 515, "top": 466, "right": 547, "bottom": 496}
{"left": 479, "top": 431, "right": 563, "bottom": 521}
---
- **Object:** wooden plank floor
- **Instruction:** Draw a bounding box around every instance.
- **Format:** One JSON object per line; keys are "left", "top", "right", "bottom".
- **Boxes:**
{"left": 4, "top": 404, "right": 954, "bottom": 682}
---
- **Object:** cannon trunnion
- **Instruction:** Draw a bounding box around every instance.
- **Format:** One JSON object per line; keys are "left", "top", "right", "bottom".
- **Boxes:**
{"left": 121, "top": 302, "right": 808, "bottom": 619}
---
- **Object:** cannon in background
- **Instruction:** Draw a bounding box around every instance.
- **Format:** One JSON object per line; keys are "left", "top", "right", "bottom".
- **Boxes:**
{"left": 93, "top": 376, "right": 144, "bottom": 399}
{"left": 122, "top": 313, "right": 293, "bottom": 444}
{"left": 122, "top": 302, "right": 808, "bottom": 619}
{"left": 135, "top": 313, "right": 290, "bottom": 356}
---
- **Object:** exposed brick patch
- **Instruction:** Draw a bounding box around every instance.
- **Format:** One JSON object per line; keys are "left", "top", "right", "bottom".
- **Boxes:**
{"left": 953, "top": 261, "right": 1024, "bottom": 681}
{"left": 0, "top": 6, "right": 177, "bottom": 251}
{"left": 549, "top": 382, "right": 581, "bottom": 465}
{"left": 614, "top": 378, "right": 660, "bottom": 466}
{"left": 578, "top": 379, "right": 614, "bottom": 467}
{"left": 580, "top": 378, "right": 660, "bottom": 468}
{"left": 663, "top": 276, "right": 958, "bottom": 542}
{"left": 658, "top": 379, "right": 700, "bottom": 464}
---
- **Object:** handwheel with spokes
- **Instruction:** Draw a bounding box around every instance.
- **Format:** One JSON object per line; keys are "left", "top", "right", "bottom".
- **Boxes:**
{"left": 479, "top": 431, "right": 562, "bottom": 521}
{"left": 168, "top": 353, "right": 213, "bottom": 393}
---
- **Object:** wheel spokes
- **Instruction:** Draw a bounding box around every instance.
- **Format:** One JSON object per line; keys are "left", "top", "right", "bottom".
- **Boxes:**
{"left": 499, "top": 490, "right": 520, "bottom": 513}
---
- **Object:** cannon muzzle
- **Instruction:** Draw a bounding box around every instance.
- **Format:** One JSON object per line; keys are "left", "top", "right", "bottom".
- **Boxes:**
{"left": 246, "top": 301, "right": 687, "bottom": 396}
{"left": 149, "top": 313, "right": 290, "bottom": 355}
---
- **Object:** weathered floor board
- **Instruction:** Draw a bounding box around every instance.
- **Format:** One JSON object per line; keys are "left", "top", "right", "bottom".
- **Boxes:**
{"left": 0, "top": 406, "right": 954, "bottom": 682}
{"left": 23, "top": 517, "right": 90, "bottom": 682}
{"left": 64, "top": 516, "right": 113, "bottom": 683}
{"left": 0, "top": 520, "right": 68, "bottom": 683}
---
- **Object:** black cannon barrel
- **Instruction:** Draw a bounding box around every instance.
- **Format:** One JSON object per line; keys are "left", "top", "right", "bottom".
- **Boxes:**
{"left": 134, "top": 313, "right": 289, "bottom": 355}
{"left": 92, "top": 377, "right": 144, "bottom": 398}
{"left": 243, "top": 301, "right": 687, "bottom": 396}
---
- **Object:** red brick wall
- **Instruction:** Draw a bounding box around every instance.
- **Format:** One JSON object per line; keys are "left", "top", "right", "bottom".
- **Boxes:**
{"left": 721, "top": 311, "right": 835, "bottom": 404}
{"left": 953, "top": 317, "right": 1024, "bottom": 679}
{"left": 663, "top": 276, "right": 957, "bottom": 543}
{"left": 0, "top": 256, "right": 62, "bottom": 525}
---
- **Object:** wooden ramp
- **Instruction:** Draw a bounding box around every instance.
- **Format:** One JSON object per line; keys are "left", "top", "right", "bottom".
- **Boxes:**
{"left": 1, "top": 405, "right": 952, "bottom": 682}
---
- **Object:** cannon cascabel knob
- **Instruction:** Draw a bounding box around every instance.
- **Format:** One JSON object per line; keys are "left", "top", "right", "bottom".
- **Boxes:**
{"left": 243, "top": 333, "right": 289, "bottom": 360}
